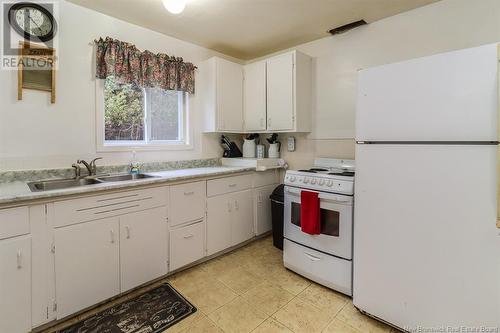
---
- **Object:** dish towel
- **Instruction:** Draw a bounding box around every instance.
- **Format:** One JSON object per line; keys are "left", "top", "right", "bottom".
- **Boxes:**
{"left": 300, "top": 190, "right": 321, "bottom": 235}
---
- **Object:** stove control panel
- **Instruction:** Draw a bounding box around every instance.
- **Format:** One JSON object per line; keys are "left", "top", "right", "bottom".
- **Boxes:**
{"left": 284, "top": 171, "right": 354, "bottom": 195}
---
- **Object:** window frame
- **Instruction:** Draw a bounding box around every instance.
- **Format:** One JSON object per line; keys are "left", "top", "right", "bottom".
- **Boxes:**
{"left": 95, "top": 79, "right": 193, "bottom": 152}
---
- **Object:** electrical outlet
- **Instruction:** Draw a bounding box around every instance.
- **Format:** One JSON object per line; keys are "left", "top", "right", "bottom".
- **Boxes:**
{"left": 287, "top": 136, "right": 296, "bottom": 152}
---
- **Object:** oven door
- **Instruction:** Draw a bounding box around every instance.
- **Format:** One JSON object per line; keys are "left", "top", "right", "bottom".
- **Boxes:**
{"left": 284, "top": 186, "right": 353, "bottom": 260}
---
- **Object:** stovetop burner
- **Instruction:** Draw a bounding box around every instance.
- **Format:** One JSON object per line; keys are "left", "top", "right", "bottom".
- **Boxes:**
{"left": 298, "top": 169, "right": 317, "bottom": 173}
{"left": 329, "top": 171, "right": 355, "bottom": 177}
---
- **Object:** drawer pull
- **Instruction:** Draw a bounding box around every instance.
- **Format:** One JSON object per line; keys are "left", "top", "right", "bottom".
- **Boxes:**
{"left": 110, "top": 230, "right": 115, "bottom": 244}
{"left": 183, "top": 234, "right": 194, "bottom": 239}
{"left": 79, "top": 198, "right": 152, "bottom": 212}
{"left": 94, "top": 204, "right": 141, "bottom": 215}
{"left": 184, "top": 191, "right": 195, "bottom": 196}
{"left": 17, "top": 250, "right": 22, "bottom": 269}
{"left": 96, "top": 193, "right": 139, "bottom": 202}
{"left": 126, "top": 226, "right": 131, "bottom": 239}
{"left": 304, "top": 252, "right": 321, "bottom": 261}
{"left": 228, "top": 184, "right": 237, "bottom": 188}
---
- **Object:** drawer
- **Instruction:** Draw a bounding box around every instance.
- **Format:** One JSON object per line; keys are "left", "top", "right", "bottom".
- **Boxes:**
{"left": 169, "top": 221, "right": 205, "bottom": 271}
{"left": 253, "top": 170, "right": 279, "bottom": 188}
{"left": 170, "top": 181, "right": 206, "bottom": 227}
{"left": 54, "top": 187, "right": 169, "bottom": 228}
{"left": 0, "top": 207, "right": 30, "bottom": 240}
{"left": 207, "top": 174, "right": 252, "bottom": 197}
{"left": 284, "top": 239, "right": 352, "bottom": 296}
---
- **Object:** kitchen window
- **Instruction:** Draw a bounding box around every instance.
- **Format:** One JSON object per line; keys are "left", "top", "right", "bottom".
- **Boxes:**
{"left": 96, "top": 76, "right": 191, "bottom": 151}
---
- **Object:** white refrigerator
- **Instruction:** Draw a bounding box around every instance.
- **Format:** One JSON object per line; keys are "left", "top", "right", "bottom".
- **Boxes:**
{"left": 354, "top": 43, "right": 500, "bottom": 331}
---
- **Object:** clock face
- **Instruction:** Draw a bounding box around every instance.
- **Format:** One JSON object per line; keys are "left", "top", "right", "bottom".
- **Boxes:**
{"left": 8, "top": 3, "right": 56, "bottom": 42}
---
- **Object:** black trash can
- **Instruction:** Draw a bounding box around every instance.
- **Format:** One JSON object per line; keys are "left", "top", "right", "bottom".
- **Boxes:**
{"left": 270, "top": 184, "right": 285, "bottom": 250}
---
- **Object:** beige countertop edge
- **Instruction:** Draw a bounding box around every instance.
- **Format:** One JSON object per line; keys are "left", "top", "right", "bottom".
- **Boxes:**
{"left": 0, "top": 167, "right": 258, "bottom": 208}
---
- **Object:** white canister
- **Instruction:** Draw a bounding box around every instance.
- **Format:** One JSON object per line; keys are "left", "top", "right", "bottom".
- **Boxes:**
{"left": 243, "top": 139, "right": 256, "bottom": 158}
{"left": 268, "top": 143, "right": 281, "bottom": 158}
{"left": 256, "top": 144, "right": 265, "bottom": 159}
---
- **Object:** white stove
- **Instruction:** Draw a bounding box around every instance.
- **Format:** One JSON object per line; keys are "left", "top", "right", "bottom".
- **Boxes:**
{"left": 284, "top": 158, "right": 355, "bottom": 195}
{"left": 283, "top": 158, "right": 355, "bottom": 296}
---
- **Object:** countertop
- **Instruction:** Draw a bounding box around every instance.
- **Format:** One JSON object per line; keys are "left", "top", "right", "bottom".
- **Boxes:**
{"left": 0, "top": 166, "right": 256, "bottom": 206}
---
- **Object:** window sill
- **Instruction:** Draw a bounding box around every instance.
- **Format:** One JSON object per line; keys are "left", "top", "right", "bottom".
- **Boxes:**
{"left": 96, "top": 142, "right": 193, "bottom": 153}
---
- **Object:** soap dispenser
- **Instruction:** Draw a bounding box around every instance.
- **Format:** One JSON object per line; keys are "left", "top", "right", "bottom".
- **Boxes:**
{"left": 129, "top": 151, "right": 141, "bottom": 174}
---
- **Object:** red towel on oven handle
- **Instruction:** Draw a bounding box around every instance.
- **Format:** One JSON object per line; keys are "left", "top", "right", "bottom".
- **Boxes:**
{"left": 300, "top": 190, "right": 321, "bottom": 235}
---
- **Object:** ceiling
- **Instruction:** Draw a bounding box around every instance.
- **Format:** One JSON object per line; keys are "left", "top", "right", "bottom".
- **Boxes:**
{"left": 67, "top": 0, "right": 440, "bottom": 60}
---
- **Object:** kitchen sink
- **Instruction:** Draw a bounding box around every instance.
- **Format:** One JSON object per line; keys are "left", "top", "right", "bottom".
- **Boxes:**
{"left": 28, "top": 178, "right": 103, "bottom": 192}
{"left": 28, "top": 173, "right": 158, "bottom": 192}
{"left": 96, "top": 173, "right": 156, "bottom": 182}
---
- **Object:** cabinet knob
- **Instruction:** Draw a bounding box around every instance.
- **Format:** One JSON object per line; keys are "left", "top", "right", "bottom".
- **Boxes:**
{"left": 234, "top": 200, "right": 239, "bottom": 210}
{"left": 110, "top": 230, "right": 115, "bottom": 244}
{"left": 126, "top": 226, "right": 131, "bottom": 239}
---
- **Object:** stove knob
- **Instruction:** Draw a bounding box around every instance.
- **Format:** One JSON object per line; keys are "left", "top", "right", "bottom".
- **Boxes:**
{"left": 311, "top": 178, "right": 317, "bottom": 185}
{"left": 327, "top": 180, "right": 333, "bottom": 187}
{"left": 319, "top": 179, "right": 325, "bottom": 186}
{"left": 290, "top": 176, "right": 296, "bottom": 182}
{"left": 303, "top": 177, "right": 309, "bottom": 184}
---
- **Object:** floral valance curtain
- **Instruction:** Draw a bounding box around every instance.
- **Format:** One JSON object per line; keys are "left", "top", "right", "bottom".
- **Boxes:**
{"left": 95, "top": 37, "right": 196, "bottom": 94}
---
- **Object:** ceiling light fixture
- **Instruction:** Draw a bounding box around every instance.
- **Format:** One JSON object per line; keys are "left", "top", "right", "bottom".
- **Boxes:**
{"left": 162, "top": 0, "right": 186, "bottom": 14}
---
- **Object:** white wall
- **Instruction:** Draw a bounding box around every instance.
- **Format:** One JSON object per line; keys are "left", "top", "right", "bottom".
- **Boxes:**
{"left": 277, "top": 0, "right": 500, "bottom": 169}
{"left": 0, "top": 0, "right": 239, "bottom": 171}
{"left": 2, "top": 0, "right": 500, "bottom": 172}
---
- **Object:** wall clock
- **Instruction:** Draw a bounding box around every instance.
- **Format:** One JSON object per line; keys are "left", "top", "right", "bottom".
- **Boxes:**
{"left": 8, "top": 2, "right": 57, "bottom": 42}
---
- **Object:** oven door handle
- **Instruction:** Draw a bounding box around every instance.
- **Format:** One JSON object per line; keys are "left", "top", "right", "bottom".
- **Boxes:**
{"left": 304, "top": 252, "right": 322, "bottom": 261}
{"left": 286, "top": 187, "right": 352, "bottom": 204}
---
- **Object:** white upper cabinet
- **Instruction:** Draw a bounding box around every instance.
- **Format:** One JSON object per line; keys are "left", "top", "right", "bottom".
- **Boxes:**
{"left": 266, "top": 50, "right": 312, "bottom": 132}
{"left": 266, "top": 53, "right": 294, "bottom": 131}
{"left": 201, "top": 57, "right": 244, "bottom": 132}
{"left": 203, "top": 51, "right": 312, "bottom": 133}
{"left": 244, "top": 60, "right": 267, "bottom": 131}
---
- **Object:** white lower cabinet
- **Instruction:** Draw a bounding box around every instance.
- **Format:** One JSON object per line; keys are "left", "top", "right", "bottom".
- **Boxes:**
{"left": 120, "top": 207, "right": 168, "bottom": 292}
{"left": 206, "top": 194, "right": 232, "bottom": 255}
{"left": 253, "top": 184, "right": 276, "bottom": 236}
{"left": 207, "top": 189, "right": 254, "bottom": 255}
{"left": 55, "top": 217, "right": 120, "bottom": 318}
{"left": 169, "top": 221, "right": 205, "bottom": 271}
{"left": 0, "top": 235, "right": 31, "bottom": 333}
{"left": 231, "top": 190, "right": 254, "bottom": 246}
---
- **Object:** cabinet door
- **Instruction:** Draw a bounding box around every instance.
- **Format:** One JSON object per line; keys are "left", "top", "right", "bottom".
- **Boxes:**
{"left": 207, "top": 194, "right": 232, "bottom": 255}
{"left": 217, "top": 58, "right": 244, "bottom": 131}
{"left": 0, "top": 236, "right": 31, "bottom": 333}
{"left": 55, "top": 217, "right": 120, "bottom": 318}
{"left": 120, "top": 207, "right": 168, "bottom": 292}
{"left": 244, "top": 60, "right": 267, "bottom": 131}
{"left": 232, "top": 190, "right": 254, "bottom": 246}
{"left": 254, "top": 185, "right": 276, "bottom": 236}
{"left": 267, "top": 53, "right": 294, "bottom": 131}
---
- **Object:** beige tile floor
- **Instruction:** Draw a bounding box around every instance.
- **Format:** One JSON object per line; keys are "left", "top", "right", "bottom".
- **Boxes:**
{"left": 44, "top": 236, "right": 401, "bottom": 333}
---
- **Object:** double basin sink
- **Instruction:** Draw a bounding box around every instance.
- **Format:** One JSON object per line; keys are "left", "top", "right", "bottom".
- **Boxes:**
{"left": 28, "top": 173, "right": 157, "bottom": 192}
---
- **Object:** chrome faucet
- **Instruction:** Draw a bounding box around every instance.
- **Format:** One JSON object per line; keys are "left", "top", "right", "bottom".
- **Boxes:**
{"left": 76, "top": 158, "right": 103, "bottom": 176}
{"left": 71, "top": 163, "right": 81, "bottom": 179}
